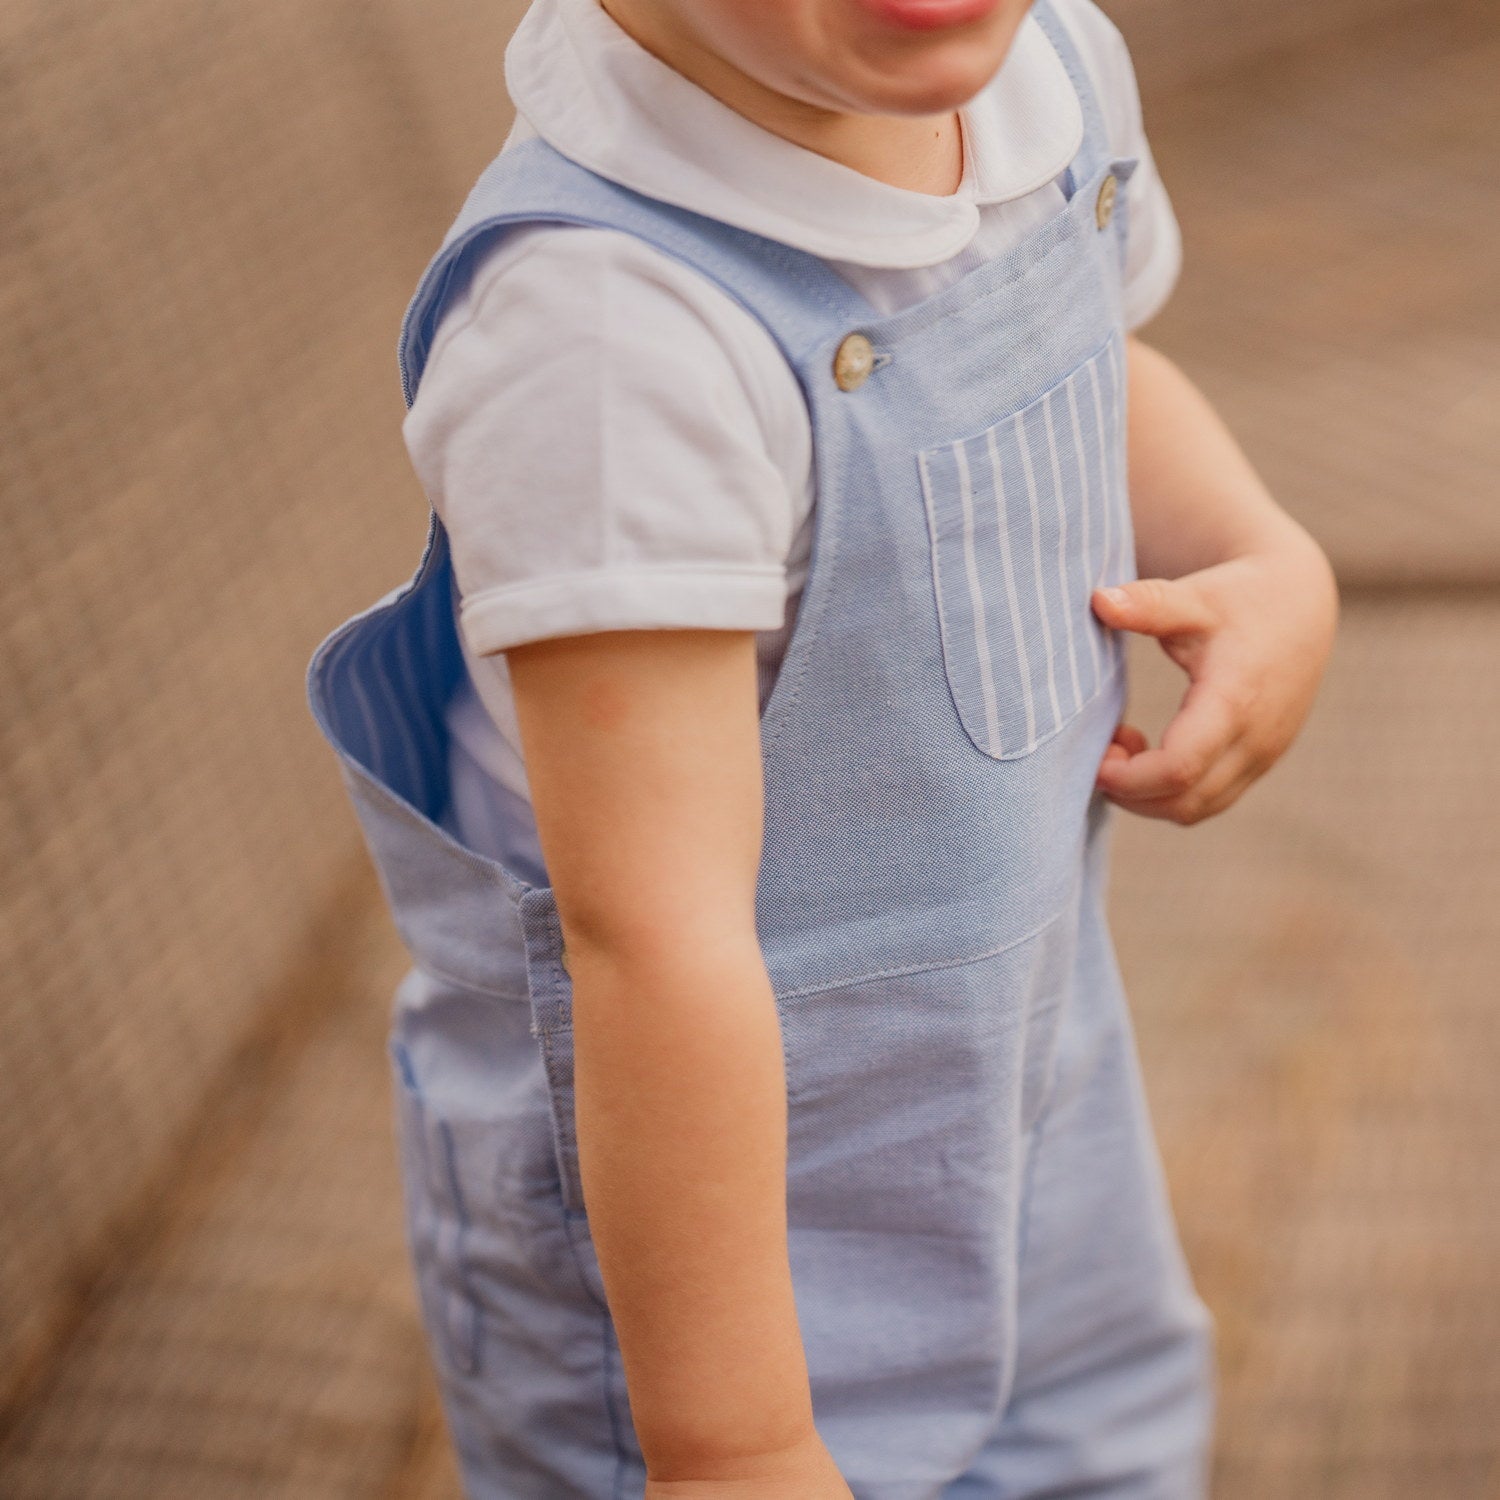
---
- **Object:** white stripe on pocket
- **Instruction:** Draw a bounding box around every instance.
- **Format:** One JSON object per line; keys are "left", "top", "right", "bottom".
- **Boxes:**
{"left": 1064, "top": 378, "right": 1103, "bottom": 688}
{"left": 985, "top": 426, "right": 1037, "bottom": 752}
{"left": 951, "top": 441, "right": 1004, "bottom": 757}
{"left": 1042, "top": 391, "right": 1085, "bottom": 716}
{"left": 1014, "top": 410, "right": 1063, "bottom": 734}
{"left": 1086, "top": 354, "right": 1120, "bottom": 675}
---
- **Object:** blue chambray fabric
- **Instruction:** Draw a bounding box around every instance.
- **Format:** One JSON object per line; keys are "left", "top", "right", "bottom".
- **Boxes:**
{"left": 305, "top": 5, "right": 1214, "bottom": 1494}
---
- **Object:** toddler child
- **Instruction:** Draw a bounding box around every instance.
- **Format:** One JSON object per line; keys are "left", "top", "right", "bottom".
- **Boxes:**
{"left": 308, "top": 0, "right": 1339, "bottom": 1494}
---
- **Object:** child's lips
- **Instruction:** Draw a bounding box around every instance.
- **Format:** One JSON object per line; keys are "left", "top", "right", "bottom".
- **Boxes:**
{"left": 853, "top": 0, "right": 1000, "bottom": 30}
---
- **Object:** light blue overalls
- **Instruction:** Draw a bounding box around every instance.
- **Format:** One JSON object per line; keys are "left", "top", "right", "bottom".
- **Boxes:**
{"left": 306, "top": 6, "right": 1215, "bottom": 1494}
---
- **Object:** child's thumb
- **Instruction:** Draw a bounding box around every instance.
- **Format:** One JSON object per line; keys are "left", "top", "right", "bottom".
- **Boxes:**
{"left": 1091, "top": 577, "right": 1213, "bottom": 638}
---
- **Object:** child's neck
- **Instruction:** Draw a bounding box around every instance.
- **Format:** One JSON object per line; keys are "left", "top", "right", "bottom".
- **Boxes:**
{"left": 599, "top": 0, "right": 966, "bottom": 197}
{"left": 774, "top": 107, "right": 966, "bottom": 197}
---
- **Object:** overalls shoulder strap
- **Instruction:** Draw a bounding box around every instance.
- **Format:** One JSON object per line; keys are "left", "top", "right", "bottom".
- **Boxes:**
{"left": 397, "top": 134, "right": 874, "bottom": 406}
{"left": 1029, "top": 0, "right": 1119, "bottom": 194}
{"left": 1030, "top": 0, "right": 1137, "bottom": 275}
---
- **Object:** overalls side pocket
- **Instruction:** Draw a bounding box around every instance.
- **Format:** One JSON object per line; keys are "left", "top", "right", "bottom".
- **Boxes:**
{"left": 389, "top": 1037, "right": 486, "bottom": 1377}
{"left": 386, "top": 975, "right": 596, "bottom": 1380}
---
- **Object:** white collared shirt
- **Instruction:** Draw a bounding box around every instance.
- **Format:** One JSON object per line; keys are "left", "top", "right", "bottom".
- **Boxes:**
{"left": 405, "top": 0, "right": 1182, "bottom": 811}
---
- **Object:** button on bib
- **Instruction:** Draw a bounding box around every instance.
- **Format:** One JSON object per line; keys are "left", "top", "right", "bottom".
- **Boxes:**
{"left": 833, "top": 332, "right": 875, "bottom": 391}
{"left": 1095, "top": 172, "right": 1118, "bottom": 230}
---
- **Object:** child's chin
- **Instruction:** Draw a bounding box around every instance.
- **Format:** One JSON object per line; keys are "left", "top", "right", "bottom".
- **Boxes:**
{"left": 838, "top": 58, "right": 1004, "bottom": 117}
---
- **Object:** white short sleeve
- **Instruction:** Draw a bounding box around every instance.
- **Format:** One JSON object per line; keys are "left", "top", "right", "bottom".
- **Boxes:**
{"left": 1053, "top": 0, "right": 1183, "bottom": 329}
{"left": 403, "top": 222, "right": 812, "bottom": 657}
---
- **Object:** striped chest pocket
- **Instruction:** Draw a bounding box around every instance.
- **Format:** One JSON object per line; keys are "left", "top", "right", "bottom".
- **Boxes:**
{"left": 917, "top": 333, "right": 1135, "bottom": 762}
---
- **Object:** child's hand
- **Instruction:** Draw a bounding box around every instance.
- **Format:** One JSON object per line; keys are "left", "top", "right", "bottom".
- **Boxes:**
{"left": 644, "top": 1428, "right": 855, "bottom": 1499}
{"left": 1087, "top": 535, "right": 1338, "bottom": 824}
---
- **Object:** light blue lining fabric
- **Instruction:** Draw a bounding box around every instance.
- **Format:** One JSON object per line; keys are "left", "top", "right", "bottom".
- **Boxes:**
{"left": 306, "top": 4, "right": 1214, "bottom": 1493}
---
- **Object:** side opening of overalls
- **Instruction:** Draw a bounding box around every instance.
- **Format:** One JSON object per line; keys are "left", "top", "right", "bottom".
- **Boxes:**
{"left": 306, "top": 5, "right": 1215, "bottom": 1495}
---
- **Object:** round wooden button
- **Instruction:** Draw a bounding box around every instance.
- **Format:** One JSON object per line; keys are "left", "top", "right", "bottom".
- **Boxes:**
{"left": 833, "top": 332, "right": 876, "bottom": 391}
{"left": 1095, "top": 174, "right": 1118, "bottom": 230}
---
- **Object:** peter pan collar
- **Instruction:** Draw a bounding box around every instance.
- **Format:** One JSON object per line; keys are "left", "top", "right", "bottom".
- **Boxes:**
{"left": 503, "top": 0, "right": 1084, "bottom": 269}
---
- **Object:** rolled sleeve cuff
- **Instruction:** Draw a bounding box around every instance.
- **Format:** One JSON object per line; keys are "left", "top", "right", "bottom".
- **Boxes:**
{"left": 459, "top": 564, "right": 789, "bottom": 655}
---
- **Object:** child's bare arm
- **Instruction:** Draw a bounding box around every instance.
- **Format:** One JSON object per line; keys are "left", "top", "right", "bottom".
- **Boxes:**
{"left": 506, "top": 628, "right": 851, "bottom": 1495}
{"left": 1088, "top": 335, "right": 1340, "bottom": 823}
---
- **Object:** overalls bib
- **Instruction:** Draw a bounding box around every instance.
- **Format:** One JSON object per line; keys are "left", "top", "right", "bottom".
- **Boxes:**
{"left": 306, "top": 7, "right": 1214, "bottom": 1495}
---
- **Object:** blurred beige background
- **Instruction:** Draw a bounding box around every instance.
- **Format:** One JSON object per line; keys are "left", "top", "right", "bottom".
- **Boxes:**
{"left": 1, "top": 0, "right": 1496, "bottom": 1495}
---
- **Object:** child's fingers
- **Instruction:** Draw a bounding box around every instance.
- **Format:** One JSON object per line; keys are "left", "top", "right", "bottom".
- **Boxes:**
{"left": 1094, "top": 683, "right": 1240, "bottom": 802}
{"left": 1090, "top": 577, "right": 1218, "bottom": 640}
{"left": 1102, "top": 738, "right": 1257, "bottom": 824}
{"left": 1098, "top": 721, "right": 1148, "bottom": 771}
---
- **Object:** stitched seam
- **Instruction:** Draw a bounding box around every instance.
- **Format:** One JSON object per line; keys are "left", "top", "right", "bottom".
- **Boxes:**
{"left": 756, "top": 386, "right": 835, "bottom": 755}
{"left": 920, "top": 444, "right": 1002, "bottom": 758}
{"left": 1013, "top": 1081, "right": 1056, "bottom": 1315}
{"left": 526, "top": 906, "right": 1074, "bottom": 1020}
{"left": 538, "top": 1028, "right": 584, "bottom": 1212}
{"left": 773, "top": 903, "right": 1069, "bottom": 1002}
{"left": 971, "top": 654, "right": 1123, "bottom": 764}
{"left": 929, "top": 329, "right": 1120, "bottom": 455}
